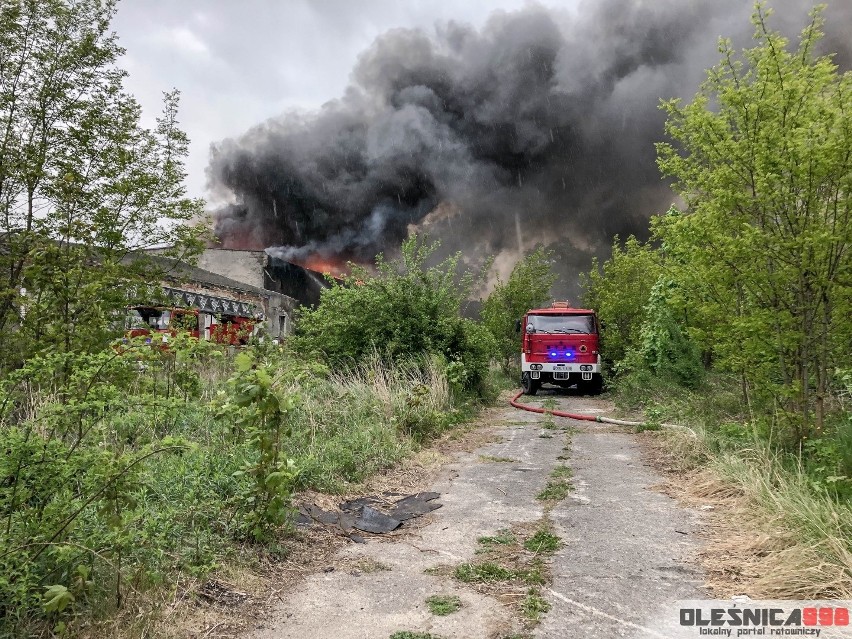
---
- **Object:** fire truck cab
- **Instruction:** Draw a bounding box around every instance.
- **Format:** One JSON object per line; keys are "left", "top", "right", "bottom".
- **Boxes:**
{"left": 518, "top": 302, "right": 603, "bottom": 396}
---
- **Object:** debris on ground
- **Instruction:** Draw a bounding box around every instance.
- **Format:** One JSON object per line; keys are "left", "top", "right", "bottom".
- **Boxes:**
{"left": 296, "top": 492, "right": 442, "bottom": 540}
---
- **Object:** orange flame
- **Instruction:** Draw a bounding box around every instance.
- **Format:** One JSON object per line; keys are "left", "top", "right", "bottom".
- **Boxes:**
{"left": 297, "top": 255, "right": 349, "bottom": 277}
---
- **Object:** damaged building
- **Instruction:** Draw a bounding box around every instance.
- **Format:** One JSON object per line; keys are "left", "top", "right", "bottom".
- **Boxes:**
{"left": 134, "top": 248, "right": 334, "bottom": 342}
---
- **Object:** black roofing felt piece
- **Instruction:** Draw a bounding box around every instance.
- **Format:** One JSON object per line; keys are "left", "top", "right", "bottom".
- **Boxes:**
{"left": 388, "top": 493, "right": 443, "bottom": 521}
{"left": 337, "top": 512, "right": 356, "bottom": 533}
{"left": 309, "top": 504, "right": 340, "bottom": 526}
{"left": 301, "top": 492, "right": 441, "bottom": 537}
{"left": 388, "top": 499, "right": 443, "bottom": 521}
{"left": 339, "top": 496, "right": 379, "bottom": 513}
{"left": 353, "top": 506, "right": 401, "bottom": 534}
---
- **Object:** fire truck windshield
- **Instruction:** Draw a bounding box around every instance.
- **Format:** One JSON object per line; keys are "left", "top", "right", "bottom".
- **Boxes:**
{"left": 529, "top": 314, "right": 596, "bottom": 334}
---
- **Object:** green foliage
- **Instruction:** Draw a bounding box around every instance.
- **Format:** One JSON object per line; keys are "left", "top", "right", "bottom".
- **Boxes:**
{"left": 0, "top": 335, "right": 474, "bottom": 635}
{"left": 425, "top": 594, "right": 462, "bottom": 616}
{"left": 481, "top": 247, "right": 557, "bottom": 373}
{"left": 390, "top": 633, "right": 444, "bottom": 639}
{"left": 477, "top": 530, "right": 517, "bottom": 547}
{"left": 0, "top": 0, "right": 205, "bottom": 372}
{"left": 655, "top": 4, "right": 852, "bottom": 439}
{"left": 580, "top": 235, "right": 662, "bottom": 367}
{"left": 0, "top": 340, "right": 235, "bottom": 633}
{"left": 632, "top": 278, "right": 704, "bottom": 389}
{"left": 521, "top": 588, "right": 551, "bottom": 623}
{"left": 523, "top": 530, "right": 561, "bottom": 555}
{"left": 292, "top": 236, "right": 495, "bottom": 395}
{"left": 550, "top": 465, "right": 572, "bottom": 479}
{"left": 454, "top": 562, "right": 515, "bottom": 583}
{"left": 214, "top": 351, "right": 299, "bottom": 542}
{"left": 536, "top": 479, "right": 572, "bottom": 502}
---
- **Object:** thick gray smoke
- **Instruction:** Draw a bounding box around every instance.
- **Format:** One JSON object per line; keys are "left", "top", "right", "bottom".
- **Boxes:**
{"left": 207, "top": 0, "right": 851, "bottom": 293}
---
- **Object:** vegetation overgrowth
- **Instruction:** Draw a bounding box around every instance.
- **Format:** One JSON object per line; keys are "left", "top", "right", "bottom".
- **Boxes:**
{"left": 583, "top": 5, "right": 852, "bottom": 597}
{"left": 4, "top": 0, "right": 850, "bottom": 633}
{"left": 0, "top": 0, "right": 526, "bottom": 633}
{"left": 0, "top": 335, "right": 480, "bottom": 637}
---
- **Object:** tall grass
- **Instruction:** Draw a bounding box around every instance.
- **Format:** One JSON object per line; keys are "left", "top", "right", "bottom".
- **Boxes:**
{"left": 277, "top": 354, "right": 456, "bottom": 491}
{"left": 705, "top": 443, "right": 852, "bottom": 598}
{"left": 0, "top": 344, "right": 470, "bottom": 638}
{"left": 621, "top": 372, "right": 852, "bottom": 598}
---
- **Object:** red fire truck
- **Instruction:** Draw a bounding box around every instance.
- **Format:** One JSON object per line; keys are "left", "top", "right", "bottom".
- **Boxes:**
{"left": 518, "top": 302, "right": 603, "bottom": 396}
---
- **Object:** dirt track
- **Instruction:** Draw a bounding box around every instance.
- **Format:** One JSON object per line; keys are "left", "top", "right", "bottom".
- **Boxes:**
{"left": 243, "top": 389, "right": 707, "bottom": 639}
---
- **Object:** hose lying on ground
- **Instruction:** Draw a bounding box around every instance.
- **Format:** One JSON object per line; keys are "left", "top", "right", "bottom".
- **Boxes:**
{"left": 509, "top": 390, "right": 697, "bottom": 438}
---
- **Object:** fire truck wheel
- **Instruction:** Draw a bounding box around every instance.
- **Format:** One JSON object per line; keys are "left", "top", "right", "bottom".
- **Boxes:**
{"left": 522, "top": 372, "right": 540, "bottom": 396}
{"left": 581, "top": 374, "right": 603, "bottom": 396}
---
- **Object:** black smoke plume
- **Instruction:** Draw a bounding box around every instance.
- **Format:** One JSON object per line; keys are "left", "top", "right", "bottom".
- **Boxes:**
{"left": 207, "top": 1, "right": 851, "bottom": 294}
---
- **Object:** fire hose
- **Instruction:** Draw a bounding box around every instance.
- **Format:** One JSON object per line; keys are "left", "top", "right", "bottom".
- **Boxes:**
{"left": 509, "top": 390, "right": 697, "bottom": 437}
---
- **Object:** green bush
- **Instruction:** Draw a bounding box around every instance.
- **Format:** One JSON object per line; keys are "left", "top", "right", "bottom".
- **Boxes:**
{"left": 580, "top": 235, "right": 662, "bottom": 368}
{"left": 632, "top": 278, "right": 703, "bottom": 389}
{"left": 292, "top": 236, "right": 494, "bottom": 395}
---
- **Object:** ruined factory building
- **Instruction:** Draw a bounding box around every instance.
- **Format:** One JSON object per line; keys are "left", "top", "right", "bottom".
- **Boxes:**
{"left": 131, "top": 248, "right": 335, "bottom": 342}
{"left": 130, "top": 251, "right": 293, "bottom": 342}
{"left": 169, "top": 247, "right": 336, "bottom": 309}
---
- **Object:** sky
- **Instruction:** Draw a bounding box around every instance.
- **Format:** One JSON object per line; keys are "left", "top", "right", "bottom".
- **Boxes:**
{"left": 112, "top": 0, "right": 574, "bottom": 202}
{"left": 111, "top": 0, "right": 851, "bottom": 295}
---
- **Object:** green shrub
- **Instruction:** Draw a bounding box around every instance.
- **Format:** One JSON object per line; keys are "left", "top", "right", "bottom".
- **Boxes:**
{"left": 292, "top": 236, "right": 494, "bottom": 395}
{"left": 0, "top": 331, "right": 475, "bottom": 634}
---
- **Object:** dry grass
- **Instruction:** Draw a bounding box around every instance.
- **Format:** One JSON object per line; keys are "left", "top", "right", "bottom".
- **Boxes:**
{"left": 642, "top": 431, "right": 852, "bottom": 600}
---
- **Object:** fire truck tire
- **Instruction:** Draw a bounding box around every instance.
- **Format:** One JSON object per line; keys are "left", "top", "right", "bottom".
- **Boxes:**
{"left": 581, "top": 374, "right": 603, "bottom": 395}
{"left": 521, "top": 372, "right": 540, "bottom": 396}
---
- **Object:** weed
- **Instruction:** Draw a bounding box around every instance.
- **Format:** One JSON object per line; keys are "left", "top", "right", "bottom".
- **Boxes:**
{"left": 425, "top": 594, "right": 462, "bottom": 615}
{"left": 518, "top": 560, "right": 546, "bottom": 585}
{"left": 478, "top": 530, "right": 516, "bottom": 546}
{"left": 550, "top": 464, "right": 572, "bottom": 479}
{"left": 538, "top": 432, "right": 553, "bottom": 439}
{"left": 0, "top": 343, "right": 478, "bottom": 636}
{"left": 521, "top": 588, "right": 551, "bottom": 622}
{"left": 390, "top": 633, "right": 444, "bottom": 639}
{"left": 523, "top": 530, "right": 561, "bottom": 554}
{"left": 352, "top": 559, "right": 391, "bottom": 573}
{"left": 455, "top": 562, "right": 515, "bottom": 583}
{"left": 537, "top": 480, "right": 572, "bottom": 501}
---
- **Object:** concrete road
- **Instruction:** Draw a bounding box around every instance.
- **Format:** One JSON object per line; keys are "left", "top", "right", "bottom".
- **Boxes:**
{"left": 245, "top": 389, "right": 705, "bottom": 639}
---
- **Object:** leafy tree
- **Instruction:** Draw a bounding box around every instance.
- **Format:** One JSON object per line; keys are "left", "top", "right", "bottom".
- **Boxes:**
{"left": 292, "top": 236, "right": 495, "bottom": 393}
{"left": 0, "top": 0, "right": 205, "bottom": 371}
{"left": 580, "top": 235, "right": 662, "bottom": 367}
{"left": 480, "top": 247, "right": 557, "bottom": 374}
{"left": 634, "top": 278, "right": 704, "bottom": 389}
{"left": 655, "top": 3, "right": 852, "bottom": 439}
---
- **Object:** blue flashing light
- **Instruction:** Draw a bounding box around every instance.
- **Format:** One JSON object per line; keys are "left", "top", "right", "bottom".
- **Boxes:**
{"left": 550, "top": 352, "right": 557, "bottom": 357}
